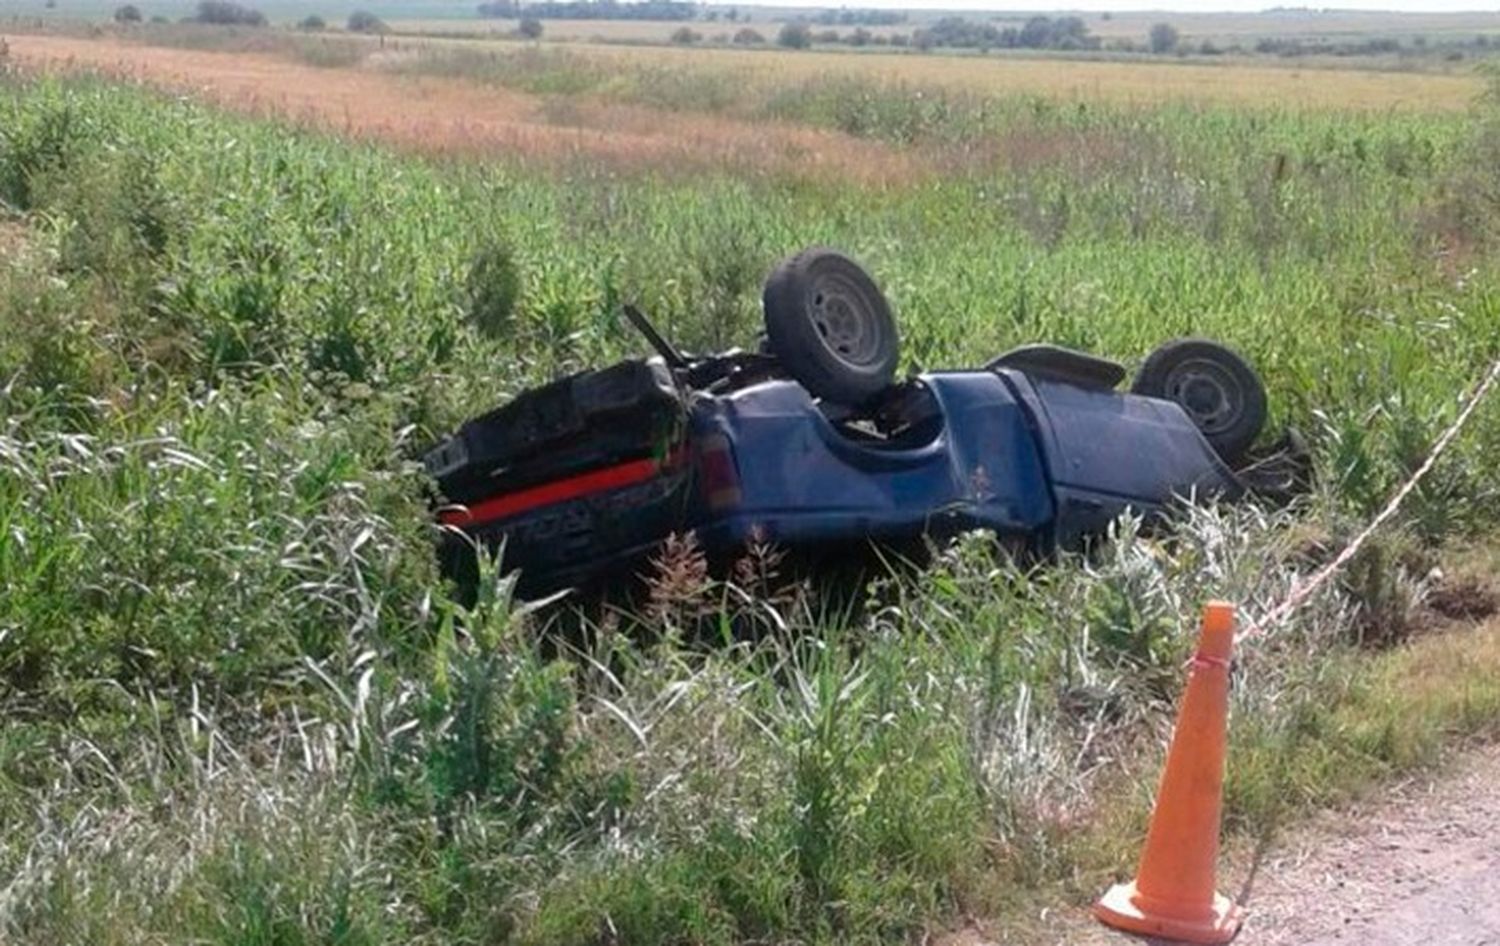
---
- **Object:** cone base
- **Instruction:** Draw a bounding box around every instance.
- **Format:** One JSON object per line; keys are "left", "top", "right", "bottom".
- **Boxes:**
{"left": 1094, "top": 880, "right": 1244, "bottom": 945}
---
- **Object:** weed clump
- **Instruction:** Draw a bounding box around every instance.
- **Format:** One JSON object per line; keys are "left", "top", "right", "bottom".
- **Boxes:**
{"left": 465, "top": 238, "right": 523, "bottom": 342}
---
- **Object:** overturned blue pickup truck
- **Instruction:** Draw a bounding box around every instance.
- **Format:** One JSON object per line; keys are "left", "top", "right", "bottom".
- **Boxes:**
{"left": 425, "top": 248, "right": 1301, "bottom": 596}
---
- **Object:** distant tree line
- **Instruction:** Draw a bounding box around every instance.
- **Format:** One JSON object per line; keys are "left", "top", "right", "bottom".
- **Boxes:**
{"left": 346, "top": 8, "right": 386, "bottom": 32}
{"left": 474, "top": 2, "right": 904, "bottom": 25}
{"left": 773, "top": 21, "right": 910, "bottom": 49}
{"left": 913, "top": 15, "right": 1098, "bottom": 52}
{"left": 1255, "top": 35, "right": 1405, "bottom": 56}
{"left": 476, "top": 0, "right": 696, "bottom": 20}
{"left": 807, "top": 8, "right": 905, "bottom": 26}
{"left": 192, "top": 0, "right": 265, "bottom": 26}
{"left": 1148, "top": 22, "right": 1178, "bottom": 53}
{"left": 161, "top": 0, "right": 1497, "bottom": 67}
{"left": 1110, "top": 28, "right": 1494, "bottom": 60}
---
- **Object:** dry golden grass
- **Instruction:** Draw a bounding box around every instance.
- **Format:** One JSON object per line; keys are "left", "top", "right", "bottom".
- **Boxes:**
{"left": 1378, "top": 612, "right": 1500, "bottom": 718}
{"left": 4, "top": 33, "right": 923, "bottom": 182}
{"left": 550, "top": 41, "right": 1483, "bottom": 112}
{"left": 0, "top": 220, "right": 27, "bottom": 258}
{"left": 14, "top": 21, "right": 1488, "bottom": 115}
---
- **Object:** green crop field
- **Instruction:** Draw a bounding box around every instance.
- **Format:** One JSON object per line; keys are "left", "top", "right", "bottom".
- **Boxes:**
{"left": 2, "top": 32, "right": 1500, "bottom": 946}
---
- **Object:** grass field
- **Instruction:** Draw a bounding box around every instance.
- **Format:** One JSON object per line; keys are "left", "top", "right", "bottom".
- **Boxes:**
{"left": 9, "top": 3, "right": 1500, "bottom": 41}
{"left": 530, "top": 40, "right": 1486, "bottom": 110}
{"left": 8, "top": 26, "right": 1488, "bottom": 120}
{"left": 5, "top": 33, "right": 930, "bottom": 182}
{"left": 378, "top": 9, "right": 1500, "bottom": 51}
{"left": 3, "top": 20, "right": 1500, "bottom": 946}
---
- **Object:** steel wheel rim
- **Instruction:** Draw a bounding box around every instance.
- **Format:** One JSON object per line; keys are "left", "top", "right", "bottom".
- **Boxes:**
{"left": 808, "top": 272, "right": 886, "bottom": 369}
{"left": 1164, "top": 358, "right": 1243, "bottom": 436}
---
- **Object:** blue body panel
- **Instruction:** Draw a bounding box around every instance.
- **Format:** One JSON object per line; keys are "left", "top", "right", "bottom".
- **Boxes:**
{"left": 693, "top": 372, "right": 1055, "bottom": 548}
{"left": 692, "top": 369, "right": 1240, "bottom": 553}
{"left": 997, "top": 370, "right": 1242, "bottom": 543}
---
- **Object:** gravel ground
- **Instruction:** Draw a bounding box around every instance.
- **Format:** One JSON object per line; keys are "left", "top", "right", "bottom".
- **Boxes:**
{"left": 1023, "top": 740, "right": 1500, "bottom": 946}
{"left": 1237, "top": 740, "right": 1500, "bottom": 946}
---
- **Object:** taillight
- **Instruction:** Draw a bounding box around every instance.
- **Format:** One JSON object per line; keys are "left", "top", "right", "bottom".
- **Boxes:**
{"left": 697, "top": 432, "right": 741, "bottom": 511}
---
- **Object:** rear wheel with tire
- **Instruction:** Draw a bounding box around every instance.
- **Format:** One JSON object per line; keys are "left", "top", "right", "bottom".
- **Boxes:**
{"left": 762, "top": 247, "right": 900, "bottom": 405}
{"left": 1132, "top": 338, "right": 1267, "bottom": 465}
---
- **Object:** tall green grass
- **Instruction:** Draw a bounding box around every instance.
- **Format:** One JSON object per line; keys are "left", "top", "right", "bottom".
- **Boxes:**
{"left": 1, "top": 73, "right": 1499, "bottom": 944}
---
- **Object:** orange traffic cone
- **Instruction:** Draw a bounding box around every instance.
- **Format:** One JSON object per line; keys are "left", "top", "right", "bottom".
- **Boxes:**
{"left": 1093, "top": 601, "right": 1245, "bottom": 944}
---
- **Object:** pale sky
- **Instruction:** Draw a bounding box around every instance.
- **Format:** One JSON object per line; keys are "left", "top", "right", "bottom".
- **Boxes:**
{"left": 750, "top": 1, "right": 1500, "bottom": 10}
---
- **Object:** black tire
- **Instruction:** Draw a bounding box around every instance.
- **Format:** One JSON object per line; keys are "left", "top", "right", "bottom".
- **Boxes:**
{"left": 1132, "top": 338, "right": 1267, "bottom": 464}
{"left": 762, "top": 247, "right": 899, "bottom": 405}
